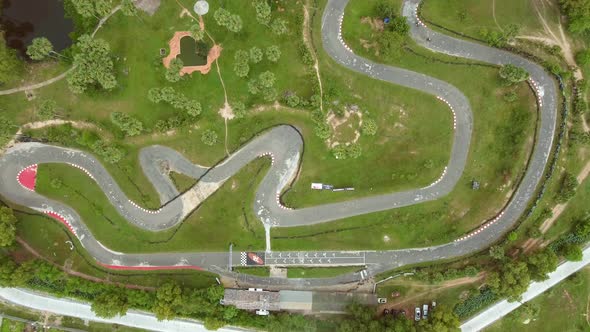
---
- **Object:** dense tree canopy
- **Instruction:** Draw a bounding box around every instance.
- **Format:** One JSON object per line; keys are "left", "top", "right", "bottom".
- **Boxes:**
{"left": 486, "top": 261, "right": 531, "bottom": 302}
{"left": 68, "top": 35, "right": 117, "bottom": 93}
{"left": 265, "top": 45, "right": 281, "bottom": 62}
{"left": 91, "top": 287, "right": 129, "bottom": 318}
{"left": 165, "top": 58, "right": 184, "bottom": 83}
{"left": 153, "top": 282, "right": 183, "bottom": 321}
{"left": 253, "top": 0, "right": 272, "bottom": 25}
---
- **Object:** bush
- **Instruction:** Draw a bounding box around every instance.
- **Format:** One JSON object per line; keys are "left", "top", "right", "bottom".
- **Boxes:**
{"left": 314, "top": 122, "right": 331, "bottom": 140}
{"left": 555, "top": 172, "right": 577, "bottom": 203}
{"left": 361, "top": 119, "right": 378, "bottom": 136}
{"left": 110, "top": 112, "right": 143, "bottom": 137}
{"left": 283, "top": 92, "right": 300, "bottom": 107}
{"left": 201, "top": 129, "right": 218, "bottom": 146}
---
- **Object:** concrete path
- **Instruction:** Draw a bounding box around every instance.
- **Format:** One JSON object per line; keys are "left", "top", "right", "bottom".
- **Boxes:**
{"left": 0, "top": 0, "right": 558, "bottom": 287}
{"left": 461, "top": 246, "right": 590, "bottom": 331}
{"left": 0, "top": 288, "right": 246, "bottom": 332}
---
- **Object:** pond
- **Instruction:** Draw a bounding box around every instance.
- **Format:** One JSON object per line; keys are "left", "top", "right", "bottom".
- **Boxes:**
{"left": 0, "top": 0, "right": 74, "bottom": 57}
{"left": 177, "top": 36, "right": 208, "bottom": 66}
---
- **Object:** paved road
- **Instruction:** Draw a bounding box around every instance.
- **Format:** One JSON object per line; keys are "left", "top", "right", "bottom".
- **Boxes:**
{"left": 461, "top": 246, "right": 590, "bottom": 331}
{"left": 0, "top": 288, "right": 246, "bottom": 332}
{"left": 0, "top": 0, "right": 558, "bottom": 287}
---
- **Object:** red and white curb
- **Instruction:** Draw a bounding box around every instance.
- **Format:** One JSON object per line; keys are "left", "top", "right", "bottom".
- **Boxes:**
{"left": 455, "top": 211, "right": 506, "bottom": 242}
{"left": 276, "top": 191, "right": 293, "bottom": 210}
{"left": 338, "top": 15, "right": 353, "bottom": 53}
{"left": 44, "top": 210, "right": 78, "bottom": 237}
{"left": 97, "top": 261, "right": 203, "bottom": 271}
{"left": 426, "top": 166, "right": 447, "bottom": 188}
{"left": 128, "top": 200, "right": 162, "bottom": 215}
{"left": 528, "top": 79, "right": 544, "bottom": 107}
{"left": 259, "top": 152, "right": 275, "bottom": 166}
{"left": 436, "top": 96, "right": 458, "bottom": 130}
{"left": 68, "top": 163, "right": 96, "bottom": 181}
{"left": 414, "top": 6, "right": 426, "bottom": 27}
{"left": 16, "top": 164, "right": 38, "bottom": 192}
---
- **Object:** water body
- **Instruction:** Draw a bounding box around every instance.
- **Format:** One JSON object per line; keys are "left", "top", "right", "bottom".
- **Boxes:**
{"left": 0, "top": 0, "right": 73, "bottom": 57}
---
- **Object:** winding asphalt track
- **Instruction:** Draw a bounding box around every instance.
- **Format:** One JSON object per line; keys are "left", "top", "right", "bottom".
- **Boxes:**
{"left": 0, "top": 0, "right": 557, "bottom": 287}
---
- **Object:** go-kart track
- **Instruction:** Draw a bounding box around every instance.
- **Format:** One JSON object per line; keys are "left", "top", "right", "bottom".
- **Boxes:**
{"left": 0, "top": 0, "right": 557, "bottom": 288}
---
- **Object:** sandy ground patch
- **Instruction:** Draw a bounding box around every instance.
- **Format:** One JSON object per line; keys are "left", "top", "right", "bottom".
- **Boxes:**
{"left": 360, "top": 16, "right": 384, "bottom": 32}
{"left": 326, "top": 106, "right": 363, "bottom": 147}
{"left": 218, "top": 101, "right": 235, "bottom": 120}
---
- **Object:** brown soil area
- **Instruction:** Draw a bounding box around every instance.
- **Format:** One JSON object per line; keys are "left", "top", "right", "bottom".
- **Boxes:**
{"left": 162, "top": 31, "right": 222, "bottom": 75}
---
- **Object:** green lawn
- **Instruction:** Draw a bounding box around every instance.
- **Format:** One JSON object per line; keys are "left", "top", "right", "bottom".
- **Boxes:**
{"left": 420, "top": 0, "right": 544, "bottom": 38}
{"left": 3, "top": 0, "right": 545, "bottom": 265}
{"left": 0, "top": 318, "right": 26, "bottom": 332}
{"left": 287, "top": 266, "right": 361, "bottom": 278}
{"left": 485, "top": 268, "right": 590, "bottom": 332}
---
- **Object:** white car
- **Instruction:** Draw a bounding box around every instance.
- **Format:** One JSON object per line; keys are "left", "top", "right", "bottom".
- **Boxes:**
{"left": 415, "top": 307, "right": 421, "bottom": 321}
{"left": 423, "top": 304, "right": 429, "bottom": 319}
{"left": 377, "top": 298, "right": 387, "bottom": 304}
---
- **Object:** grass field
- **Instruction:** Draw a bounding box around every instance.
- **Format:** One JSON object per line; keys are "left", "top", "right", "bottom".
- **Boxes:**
{"left": 1, "top": 0, "right": 546, "bottom": 268}
{"left": 485, "top": 268, "right": 590, "bottom": 332}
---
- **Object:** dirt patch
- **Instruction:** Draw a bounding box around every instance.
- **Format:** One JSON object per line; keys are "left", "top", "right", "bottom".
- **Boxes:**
{"left": 325, "top": 106, "right": 363, "bottom": 147}
{"left": 218, "top": 101, "right": 235, "bottom": 120}
{"left": 163, "top": 31, "right": 222, "bottom": 75}
{"left": 361, "top": 16, "right": 384, "bottom": 32}
{"left": 135, "top": 0, "right": 161, "bottom": 16}
{"left": 582, "top": 114, "right": 590, "bottom": 133}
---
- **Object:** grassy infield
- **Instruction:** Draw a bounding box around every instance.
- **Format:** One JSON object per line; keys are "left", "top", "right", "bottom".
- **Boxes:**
{"left": 3, "top": 0, "right": 572, "bottom": 286}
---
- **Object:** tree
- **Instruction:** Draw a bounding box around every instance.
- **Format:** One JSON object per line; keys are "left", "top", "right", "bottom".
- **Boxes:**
{"left": 214, "top": 8, "right": 231, "bottom": 27}
{"left": 487, "top": 261, "right": 530, "bottom": 302}
{"left": 249, "top": 47, "right": 263, "bottom": 63}
{"left": 190, "top": 24, "right": 205, "bottom": 42}
{"left": 555, "top": 172, "right": 578, "bottom": 203}
{"left": 347, "top": 143, "right": 362, "bottom": 159}
{"left": 0, "top": 207, "right": 17, "bottom": 247}
{"left": 153, "top": 282, "right": 183, "bottom": 321}
{"left": 266, "top": 45, "right": 281, "bottom": 62}
{"left": 110, "top": 112, "right": 143, "bottom": 136}
{"left": 0, "top": 257, "right": 18, "bottom": 286}
{"left": 227, "top": 14, "right": 243, "bottom": 33}
{"left": 561, "top": 243, "right": 583, "bottom": 261}
{"left": 68, "top": 35, "right": 117, "bottom": 93}
{"left": 37, "top": 99, "right": 58, "bottom": 120}
{"left": 418, "top": 304, "right": 460, "bottom": 332}
{"left": 253, "top": 0, "right": 272, "bottom": 25}
{"left": 270, "top": 18, "right": 288, "bottom": 35}
{"left": 362, "top": 119, "right": 378, "bottom": 136}
{"left": 489, "top": 245, "right": 505, "bottom": 260}
{"left": 233, "top": 50, "right": 250, "bottom": 77}
{"left": 314, "top": 122, "right": 331, "bottom": 140}
{"left": 185, "top": 100, "right": 202, "bottom": 117}
{"left": 91, "top": 140, "right": 124, "bottom": 164}
{"left": 120, "top": 0, "right": 137, "bottom": 17}
{"left": 70, "top": 0, "right": 96, "bottom": 18}
{"left": 378, "top": 30, "right": 405, "bottom": 60}
{"left": 374, "top": 0, "right": 397, "bottom": 19}
{"left": 559, "top": 0, "right": 590, "bottom": 34}
{"left": 91, "top": 288, "right": 129, "bottom": 318}
{"left": 201, "top": 129, "right": 218, "bottom": 146}
{"left": 160, "top": 87, "right": 176, "bottom": 103}
{"left": 283, "top": 92, "right": 300, "bottom": 107}
{"left": 526, "top": 249, "right": 558, "bottom": 281}
{"left": 148, "top": 88, "right": 163, "bottom": 103}
{"left": 258, "top": 71, "right": 276, "bottom": 88}
{"left": 332, "top": 144, "right": 347, "bottom": 159}
{"left": 165, "top": 58, "right": 184, "bottom": 83}
{"left": 232, "top": 101, "right": 247, "bottom": 118}
{"left": 499, "top": 64, "right": 529, "bottom": 85}
{"left": 247, "top": 78, "right": 260, "bottom": 94}
{"left": 262, "top": 87, "right": 277, "bottom": 102}
{"left": 389, "top": 16, "right": 410, "bottom": 36}
{"left": 26, "top": 37, "right": 54, "bottom": 61}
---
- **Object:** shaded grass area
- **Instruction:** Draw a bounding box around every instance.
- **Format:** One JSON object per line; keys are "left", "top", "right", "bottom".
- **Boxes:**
{"left": 34, "top": 158, "right": 268, "bottom": 253}
{"left": 287, "top": 266, "right": 361, "bottom": 278}
{"left": 485, "top": 268, "right": 590, "bottom": 332}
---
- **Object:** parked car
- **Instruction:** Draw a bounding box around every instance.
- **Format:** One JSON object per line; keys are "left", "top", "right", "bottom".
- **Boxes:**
{"left": 383, "top": 308, "right": 390, "bottom": 315}
{"left": 422, "top": 304, "right": 429, "bottom": 319}
{"left": 414, "top": 307, "right": 421, "bottom": 321}
{"left": 432, "top": 301, "right": 437, "bottom": 308}
{"left": 377, "top": 298, "right": 387, "bottom": 304}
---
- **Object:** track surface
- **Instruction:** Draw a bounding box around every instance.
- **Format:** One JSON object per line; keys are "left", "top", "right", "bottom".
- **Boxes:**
{"left": 0, "top": 0, "right": 557, "bottom": 287}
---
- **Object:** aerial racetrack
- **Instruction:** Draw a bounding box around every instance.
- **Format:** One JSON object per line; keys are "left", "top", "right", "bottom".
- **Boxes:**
{"left": 0, "top": 0, "right": 557, "bottom": 287}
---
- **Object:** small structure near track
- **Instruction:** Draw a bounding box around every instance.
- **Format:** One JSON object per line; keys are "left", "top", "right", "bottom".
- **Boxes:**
{"left": 193, "top": 0, "right": 209, "bottom": 16}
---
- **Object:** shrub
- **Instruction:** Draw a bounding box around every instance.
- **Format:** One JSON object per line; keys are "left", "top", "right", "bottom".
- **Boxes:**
{"left": 361, "top": 119, "right": 378, "bottom": 136}
{"left": 201, "top": 129, "right": 218, "bottom": 146}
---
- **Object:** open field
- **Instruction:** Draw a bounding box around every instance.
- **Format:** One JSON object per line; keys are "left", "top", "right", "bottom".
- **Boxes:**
{"left": 287, "top": 266, "right": 361, "bottom": 278}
